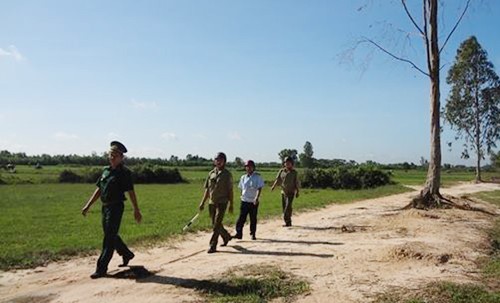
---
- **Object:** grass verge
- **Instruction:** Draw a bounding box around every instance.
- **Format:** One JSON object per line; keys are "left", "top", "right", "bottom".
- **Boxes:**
{"left": 201, "top": 264, "right": 310, "bottom": 303}
{"left": 374, "top": 190, "right": 500, "bottom": 303}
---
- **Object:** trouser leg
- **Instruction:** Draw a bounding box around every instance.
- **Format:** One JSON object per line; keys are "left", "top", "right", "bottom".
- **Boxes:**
{"left": 282, "top": 194, "right": 294, "bottom": 225}
{"left": 209, "top": 203, "right": 230, "bottom": 248}
{"left": 235, "top": 201, "right": 250, "bottom": 236}
{"left": 96, "top": 203, "right": 124, "bottom": 273}
{"left": 249, "top": 203, "right": 258, "bottom": 235}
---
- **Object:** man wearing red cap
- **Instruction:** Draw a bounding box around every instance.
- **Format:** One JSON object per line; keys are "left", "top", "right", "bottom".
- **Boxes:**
{"left": 233, "top": 160, "right": 265, "bottom": 240}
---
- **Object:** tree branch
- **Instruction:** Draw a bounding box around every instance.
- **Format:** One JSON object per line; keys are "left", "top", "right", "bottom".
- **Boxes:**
{"left": 439, "top": 0, "right": 471, "bottom": 54}
{"left": 361, "top": 37, "right": 430, "bottom": 77}
{"left": 401, "top": 0, "right": 425, "bottom": 36}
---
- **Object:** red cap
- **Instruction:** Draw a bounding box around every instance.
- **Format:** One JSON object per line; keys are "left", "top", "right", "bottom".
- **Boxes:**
{"left": 244, "top": 160, "right": 255, "bottom": 167}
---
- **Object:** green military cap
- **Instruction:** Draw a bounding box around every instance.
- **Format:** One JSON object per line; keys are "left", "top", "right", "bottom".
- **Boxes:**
{"left": 110, "top": 141, "right": 127, "bottom": 154}
{"left": 214, "top": 152, "right": 227, "bottom": 162}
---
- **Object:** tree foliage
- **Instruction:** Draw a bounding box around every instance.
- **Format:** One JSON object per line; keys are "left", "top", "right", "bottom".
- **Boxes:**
{"left": 278, "top": 149, "right": 298, "bottom": 163}
{"left": 299, "top": 141, "right": 315, "bottom": 168}
{"left": 444, "top": 36, "right": 500, "bottom": 181}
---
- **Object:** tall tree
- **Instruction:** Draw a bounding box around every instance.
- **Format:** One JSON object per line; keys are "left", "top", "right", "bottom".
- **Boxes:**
{"left": 278, "top": 149, "right": 298, "bottom": 163}
{"left": 491, "top": 150, "right": 500, "bottom": 168}
{"left": 299, "top": 141, "right": 315, "bottom": 168}
{"left": 358, "top": 0, "right": 471, "bottom": 207}
{"left": 445, "top": 36, "right": 500, "bottom": 182}
{"left": 234, "top": 157, "right": 244, "bottom": 167}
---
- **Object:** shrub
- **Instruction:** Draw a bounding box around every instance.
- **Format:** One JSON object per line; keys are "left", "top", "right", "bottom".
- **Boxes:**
{"left": 302, "top": 166, "right": 391, "bottom": 189}
{"left": 58, "top": 165, "right": 185, "bottom": 184}
{"left": 131, "top": 165, "right": 184, "bottom": 184}
{"left": 58, "top": 170, "right": 83, "bottom": 183}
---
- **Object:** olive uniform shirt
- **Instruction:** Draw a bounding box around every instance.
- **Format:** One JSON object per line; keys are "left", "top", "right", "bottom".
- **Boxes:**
{"left": 275, "top": 168, "right": 299, "bottom": 197}
{"left": 96, "top": 164, "right": 134, "bottom": 204}
{"left": 204, "top": 167, "right": 233, "bottom": 204}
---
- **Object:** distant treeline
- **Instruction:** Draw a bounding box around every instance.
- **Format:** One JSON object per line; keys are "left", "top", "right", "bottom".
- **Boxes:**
{"left": 0, "top": 150, "right": 276, "bottom": 167}
{"left": 0, "top": 150, "right": 485, "bottom": 171}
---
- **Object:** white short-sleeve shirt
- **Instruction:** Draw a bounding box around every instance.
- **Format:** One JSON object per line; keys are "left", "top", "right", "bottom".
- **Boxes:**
{"left": 238, "top": 172, "right": 265, "bottom": 203}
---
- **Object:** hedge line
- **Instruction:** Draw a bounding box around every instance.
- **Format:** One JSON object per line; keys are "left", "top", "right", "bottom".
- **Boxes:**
{"left": 59, "top": 165, "right": 185, "bottom": 184}
{"left": 301, "top": 166, "right": 391, "bottom": 189}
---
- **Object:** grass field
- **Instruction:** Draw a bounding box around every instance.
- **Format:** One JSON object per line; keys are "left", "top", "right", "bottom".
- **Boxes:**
{"left": 1, "top": 165, "right": 498, "bottom": 270}
{"left": 0, "top": 180, "right": 410, "bottom": 270}
{"left": 2, "top": 165, "right": 499, "bottom": 186}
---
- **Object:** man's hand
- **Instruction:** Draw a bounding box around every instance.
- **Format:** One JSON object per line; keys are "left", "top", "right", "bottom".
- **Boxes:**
{"left": 134, "top": 209, "right": 142, "bottom": 223}
{"left": 295, "top": 191, "right": 300, "bottom": 198}
{"left": 254, "top": 198, "right": 260, "bottom": 206}
{"left": 199, "top": 202, "right": 205, "bottom": 211}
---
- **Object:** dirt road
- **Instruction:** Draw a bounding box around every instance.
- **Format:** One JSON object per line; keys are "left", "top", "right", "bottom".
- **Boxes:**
{"left": 1, "top": 182, "right": 499, "bottom": 303}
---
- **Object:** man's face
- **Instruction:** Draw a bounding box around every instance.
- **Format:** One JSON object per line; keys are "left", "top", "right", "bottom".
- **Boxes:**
{"left": 108, "top": 151, "right": 123, "bottom": 167}
{"left": 284, "top": 161, "right": 293, "bottom": 170}
{"left": 214, "top": 157, "right": 225, "bottom": 169}
{"left": 245, "top": 165, "right": 254, "bottom": 174}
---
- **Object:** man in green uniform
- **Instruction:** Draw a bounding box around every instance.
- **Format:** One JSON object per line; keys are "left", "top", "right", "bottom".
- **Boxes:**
{"left": 199, "top": 152, "right": 234, "bottom": 253}
{"left": 81, "top": 141, "right": 142, "bottom": 279}
{"left": 271, "top": 156, "right": 299, "bottom": 227}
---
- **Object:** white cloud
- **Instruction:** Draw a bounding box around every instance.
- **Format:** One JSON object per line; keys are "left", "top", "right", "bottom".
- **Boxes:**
{"left": 228, "top": 131, "right": 242, "bottom": 141}
{"left": 161, "top": 132, "right": 178, "bottom": 141}
{"left": 0, "top": 45, "right": 25, "bottom": 61}
{"left": 130, "top": 98, "right": 158, "bottom": 109}
{"left": 53, "top": 132, "right": 79, "bottom": 141}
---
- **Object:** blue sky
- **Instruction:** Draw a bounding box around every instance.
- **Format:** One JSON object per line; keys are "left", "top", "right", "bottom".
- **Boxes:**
{"left": 1, "top": 1, "right": 499, "bottom": 165}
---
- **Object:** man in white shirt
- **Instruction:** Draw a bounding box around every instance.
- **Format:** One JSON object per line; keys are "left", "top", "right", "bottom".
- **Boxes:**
{"left": 233, "top": 160, "right": 265, "bottom": 240}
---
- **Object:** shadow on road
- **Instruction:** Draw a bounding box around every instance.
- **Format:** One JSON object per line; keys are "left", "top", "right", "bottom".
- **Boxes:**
{"left": 255, "top": 238, "right": 343, "bottom": 246}
{"left": 219, "top": 245, "right": 334, "bottom": 258}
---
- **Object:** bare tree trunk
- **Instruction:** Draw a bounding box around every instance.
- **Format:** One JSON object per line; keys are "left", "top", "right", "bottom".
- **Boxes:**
{"left": 415, "top": 0, "right": 442, "bottom": 207}
{"left": 474, "top": 82, "right": 482, "bottom": 182}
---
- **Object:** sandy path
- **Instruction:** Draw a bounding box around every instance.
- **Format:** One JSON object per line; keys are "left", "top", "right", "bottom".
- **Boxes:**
{"left": 1, "top": 182, "right": 499, "bottom": 303}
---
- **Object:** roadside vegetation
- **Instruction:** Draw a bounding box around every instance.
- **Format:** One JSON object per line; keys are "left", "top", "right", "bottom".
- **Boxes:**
{"left": 374, "top": 190, "right": 500, "bottom": 303}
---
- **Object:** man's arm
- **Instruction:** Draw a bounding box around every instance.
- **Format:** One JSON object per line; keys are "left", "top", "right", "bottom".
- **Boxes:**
{"left": 199, "top": 188, "right": 210, "bottom": 211}
{"left": 270, "top": 170, "right": 281, "bottom": 191}
{"left": 295, "top": 173, "right": 300, "bottom": 198}
{"left": 128, "top": 190, "right": 142, "bottom": 223}
{"left": 228, "top": 175, "right": 234, "bottom": 214}
{"left": 81, "top": 187, "right": 101, "bottom": 216}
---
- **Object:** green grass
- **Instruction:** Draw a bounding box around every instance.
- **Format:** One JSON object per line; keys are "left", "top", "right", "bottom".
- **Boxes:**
{"left": 474, "top": 190, "right": 500, "bottom": 289}
{"left": 0, "top": 179, "right": 411, "bottom": 270}
{"left": 200, "top": 265, "right": 309, "bottom": 303}
{"left": 375, "top": 282, "right": 500, "bottom": 303}
{"left": 391, "top": 169, "right": 499, "bottom": 187}
{"left": 375, "top": 190, "right": 500, "bottom": 303}
{"left": 2, "top": 165, "right": 498, "bottom": 187}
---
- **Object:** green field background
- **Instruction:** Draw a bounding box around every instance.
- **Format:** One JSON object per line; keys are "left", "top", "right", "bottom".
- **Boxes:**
{"left": 0, "top": 165, "right": 497, "bottom": 270}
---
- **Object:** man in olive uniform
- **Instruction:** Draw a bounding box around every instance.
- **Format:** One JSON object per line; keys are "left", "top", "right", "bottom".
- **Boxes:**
{"left": 199, "top": 152, "right": 234, "bottom": 253}
{"left": 271, "top": 156, "right": 299, "bottom": 227}
{"left": 82, "top": 141, "right": 142, "bottom": 279}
